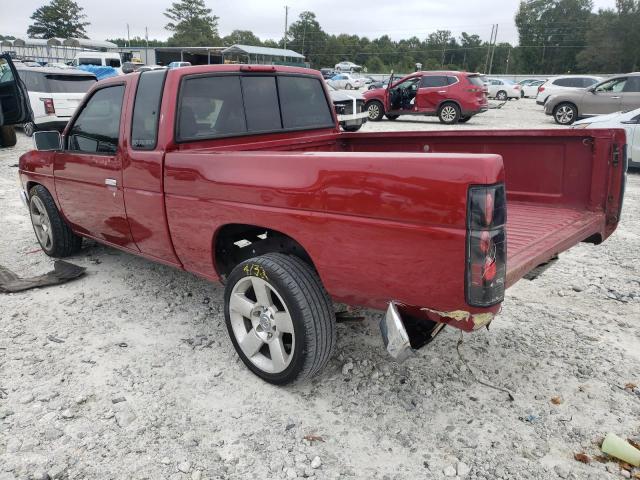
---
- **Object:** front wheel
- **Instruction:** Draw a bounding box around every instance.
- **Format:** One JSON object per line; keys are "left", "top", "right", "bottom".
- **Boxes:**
{"left": 342, "top": 124, "right": 362, "bottom": 132}
{"left": 438, "top": 103, "right": 461, "bottom": 124}
{"left": 553, "top": 102, "right": 578, "bottom": 125}
{"left": 496, "top": 90, "right": 508, "bottom": 101}
{"left": 366, "top": 101, "right": 385, "bottom": 121}
{"left": 224, "top": 254, "right": 336, "bottom": 385}
{"left": 385, "top": 114, "right": 399, "bottom": 121}
{"left": 29, "top": 185, "right": 82, "bottom": 257}
{"left": 459, "top": 116, "right": 471, "bottom": 123}
{"left": 23, "top": 122, "right": 37, "bottom": 137}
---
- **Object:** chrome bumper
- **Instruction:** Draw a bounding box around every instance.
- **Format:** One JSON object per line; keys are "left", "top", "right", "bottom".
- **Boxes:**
{"left": 20, "top": 189, "right": 28, "bottom": 208}
{"left": 379, "top": 302, "right": 415, "bottom": 363}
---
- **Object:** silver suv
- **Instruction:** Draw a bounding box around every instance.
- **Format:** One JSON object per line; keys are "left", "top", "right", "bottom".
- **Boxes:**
{"left": 544, "top": 73, "right": 640, "bottom": 125}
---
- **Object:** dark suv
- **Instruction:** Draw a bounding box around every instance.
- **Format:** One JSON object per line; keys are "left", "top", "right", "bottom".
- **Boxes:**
{"left": 362, "top": 71, "right": 488, "bottom": 124}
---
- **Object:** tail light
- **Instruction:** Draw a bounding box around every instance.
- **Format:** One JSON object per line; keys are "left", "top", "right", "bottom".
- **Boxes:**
{"left": 41, "top": 98, "right": 55, "bottom": 115}
{"left": 514, "top": 85, "right": 521, "bottom": 90}
{"left": 538, "top": 86, "right": 545, "bottom": 93}
{"left": 466, "top": 184, "right": 507, "bottom": 306}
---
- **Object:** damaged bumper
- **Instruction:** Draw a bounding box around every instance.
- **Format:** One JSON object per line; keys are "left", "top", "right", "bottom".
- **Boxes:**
{"left": 379, "top": 301, "right": 497, "bottom": 363}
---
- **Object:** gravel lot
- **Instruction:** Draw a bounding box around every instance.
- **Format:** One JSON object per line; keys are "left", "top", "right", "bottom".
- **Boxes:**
{"left": 1, "top": 98, "right": 639, "bottom": 480}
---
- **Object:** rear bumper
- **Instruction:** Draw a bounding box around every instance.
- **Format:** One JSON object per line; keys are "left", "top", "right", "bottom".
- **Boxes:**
{"left": 536, "top": 100, "right": 545, "bottom": 106}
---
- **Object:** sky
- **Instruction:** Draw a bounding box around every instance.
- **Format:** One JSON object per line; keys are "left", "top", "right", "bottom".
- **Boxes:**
{"left": 0, "top": 0, "right": 618, "bottom": 45}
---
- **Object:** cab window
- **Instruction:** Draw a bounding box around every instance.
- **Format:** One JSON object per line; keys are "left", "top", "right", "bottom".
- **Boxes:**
{"left": 68, "top": 85, "right": 125, "bottom": 154}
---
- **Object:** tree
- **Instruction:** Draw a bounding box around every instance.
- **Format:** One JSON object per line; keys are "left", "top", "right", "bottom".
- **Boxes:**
{"left": 222, "top": 30, "right": 262, "bottom": 46}
{"left": 286, "top": 11, "right": 327, "bottom": 67}
{"left": 27, "top": 0, "right": 90, "bottom": 39}
{"left": 164, "top": 0, "right": 219, "bottom": 46}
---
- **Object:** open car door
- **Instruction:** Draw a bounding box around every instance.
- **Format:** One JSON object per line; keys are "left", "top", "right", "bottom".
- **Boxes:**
{"left": 0, "top": 53, "right": 32, "bottom": 146}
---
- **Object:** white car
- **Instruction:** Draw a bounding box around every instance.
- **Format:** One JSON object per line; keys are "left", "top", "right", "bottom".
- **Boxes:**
{"left": 486, "top": 78, "right": 521, "bottom": 100}
{"left": 334, "top": 61, "right": 361, "bottom": 73}
{"left": 573, "top": 108, "right": 640, "bottom": 168}
{"left": 168, "top": 61, "right": 191, "bottom": 69}
{"left": 16, "top": 66, "right": 97, "bottom": 136}
{"left": 536, "top": 75, "right": 602, "bottom": 105}
{"left": 327, "top": 73, "right": 364, "bottom": 90}
{"left": 518, "top": 79, "right": 544, "bottom": 98}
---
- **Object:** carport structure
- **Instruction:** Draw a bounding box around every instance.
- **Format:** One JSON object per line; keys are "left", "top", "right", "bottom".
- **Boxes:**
{"left": 221, "top": 44, "right": 306, "bottom": 66}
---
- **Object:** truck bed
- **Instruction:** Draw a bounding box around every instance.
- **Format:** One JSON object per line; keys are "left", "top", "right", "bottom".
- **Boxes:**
{"left": 506, "top": 201, "right": 605, "bottom": 286}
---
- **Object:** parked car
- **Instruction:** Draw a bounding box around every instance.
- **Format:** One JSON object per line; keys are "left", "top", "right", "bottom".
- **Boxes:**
{"left": 573, "top": 108, "right": 640, "bottom": 168}
{"left": 0, "top": 53, "right": 32, "bottom": 147}
{"left": 519, "top": 79, "right": 544, "bottom": 98}
{"left": 544, "top": 73, "right": 640, "bottom": 125}
{"left": 122, "top": 61, "right": 145, "bottom": 74}
{"left": 320, "top": 68, "right": 336, "bottom": 79}
{"left": 363, "top": 70, "right": 488, "bottom": 124}
{"left": 168, "top": 61, "right": 192, "bottom": 69}
{"left": 16, "top": 66, "right": 97, "bottom": 136}
{"left": 334, "top": 61, "right": 361, "bottom": 72}
{"left": 327, "top": 84, "right": 367, "bottom": 132}
{"left": 71, "top": 52, "right": 123, "bottom": 74}
{"left": 45, "top": 62, "right": 74, "bottom": 69}
{"left": 486, "top": 78, "right": 521, "bottom": 100}
{"left": 327, "top": 73, "right": 364, "bottom": 90}
{"left": 137, "top": 65, "right": 167, "bottom": 72}
{"left": 368, "top": 78, "right": 390, "bottom": 90}
{"left": 535, "top": 75, "right": 602, "bottom": 105}
{"left": 20, "top": 65, "right": 625, "bottom": 384}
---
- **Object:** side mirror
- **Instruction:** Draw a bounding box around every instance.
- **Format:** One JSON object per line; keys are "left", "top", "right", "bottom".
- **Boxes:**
{"left": 33, "top": 131, "right": 62, "bottom": 151}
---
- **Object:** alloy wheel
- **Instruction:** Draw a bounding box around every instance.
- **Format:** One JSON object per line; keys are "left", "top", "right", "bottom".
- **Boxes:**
{"left": 368, "top": 103, "right": 380, "bottom": 120}
{"left": 555, "top": 105, "right": 575, "bottom": 124}
{"left": 440, "top": 105, "right": 457, "bottom": 122}
{"left": 30, "top": 196, "right": 53, "bottom": 251}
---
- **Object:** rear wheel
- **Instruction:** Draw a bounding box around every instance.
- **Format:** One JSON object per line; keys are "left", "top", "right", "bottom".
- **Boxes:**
{"left": 385, "top": 114, "right": 399, "bottom": 121}
{"left": 224, "top": 253, "right": 336, "bottom": 385}
{"left": 553, "top": 102, "right": 578, "bottom": 125}
{"left": 28, "top": 185, "right": 82, "bottom": 257}
{"left": 345, "top": 83, "right": 353, "bottom": 90}
{"left": 459, "top": 116, "right": 471, "bottom": 123}
{"left": 366, "top": 101, "right": 385, "bottom": 121}
{"left": 438, "top": 102, "right": 461, "bottom": 124}
{"left": 496, "top": 90, "right": 508, "bottom": 101}
{"left": 23, "top": 122, "right": 36, "bottom": 137}
{"left": 342, "top": 124, "right": 362, "bottom": 132}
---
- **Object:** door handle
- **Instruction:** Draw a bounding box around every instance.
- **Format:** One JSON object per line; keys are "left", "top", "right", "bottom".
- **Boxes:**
{"left": 438, "top": 90, "right": 447, "bottom": 93}
{"left": 105, "top": 178, "right": 117, "bottom": 187}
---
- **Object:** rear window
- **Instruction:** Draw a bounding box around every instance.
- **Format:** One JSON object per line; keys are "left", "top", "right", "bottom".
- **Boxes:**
{"left": 176, "top": 74, "right": 333, "bottom": 141}
{"left": 467, "top": 76, "right": 485, "bottom": 87}
{"left": 553, "top": 78, "right": 582, "bottom": 87}
{"left": 78, "top": 57, "right": 102, "bottom": 66}
{"left": 45, "top": 75, "right": 96, "bottom": 93}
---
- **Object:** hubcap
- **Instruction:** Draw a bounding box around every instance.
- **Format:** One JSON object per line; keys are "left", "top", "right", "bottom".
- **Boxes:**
{"left": 229, "top": 275, "right": 295, "bottom": 374}
{"left": 368, "top": 104, "right": 380, "bottom": 120}
{"left": 30, "top": 196, "right": 53, "bottom": 251}
{"left": 556, "top": 106, "right": 574, "bottom": 124}
{"left": 497, "top": 92, "right": 506, "bottom": 100}
{"left": 441, "top": 106, "right": 456, "bottom": 122}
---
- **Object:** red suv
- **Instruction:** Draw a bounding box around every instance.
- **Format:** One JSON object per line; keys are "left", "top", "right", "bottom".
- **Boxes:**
{"left": 363, "top": 71, "right": 488, "bottom": 124}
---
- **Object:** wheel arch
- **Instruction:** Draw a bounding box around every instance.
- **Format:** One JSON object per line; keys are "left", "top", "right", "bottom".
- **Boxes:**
{"left": 212, "top": 223, "right": 318, "bottom": 283}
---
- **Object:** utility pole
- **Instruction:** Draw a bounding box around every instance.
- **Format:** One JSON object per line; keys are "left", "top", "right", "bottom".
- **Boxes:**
{"left": 505, "top": 46, "right": 511, "bottom": 75}
{"left": 488, "top": 24, "right": 498, "bottom": 75}
{"left": 283, "top": 6, "right": 289, "bottom": 50}
{"left": 484, "top": 24, "right": 495, "bottom": 73}
{"left": 126, "top": 23, "right": 130, "bottom": 48}
{"left": 145, "top": 26, "right": 149, "bottom": 64}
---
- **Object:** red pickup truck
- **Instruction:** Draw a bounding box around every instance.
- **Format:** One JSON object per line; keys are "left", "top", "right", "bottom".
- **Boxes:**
{"left": 18, "top": 65, "right": 627, "bottom": 384}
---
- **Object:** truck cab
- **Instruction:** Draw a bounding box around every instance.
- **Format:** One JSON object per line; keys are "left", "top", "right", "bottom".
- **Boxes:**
{"left": 363, "top": 70, "right": 488, "bottom": 124}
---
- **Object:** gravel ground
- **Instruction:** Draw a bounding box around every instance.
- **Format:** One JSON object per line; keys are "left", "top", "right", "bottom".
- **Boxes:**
{"left": 1, "top": 99, "right": 639, "bottom": 480}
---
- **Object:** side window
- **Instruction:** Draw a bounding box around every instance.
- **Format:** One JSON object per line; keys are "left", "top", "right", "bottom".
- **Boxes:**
{"left": 241, "top": 76, "right": 282, "bottom": 132}
{"left": 553, "top": 78, "right": 570, "bottom": 87}
{"left": 447, "top": 76, "right": 458, "bottom": 85}
{"left": 583, "top": 77, "right": 599, "bottom": 87}
{"left": 623, "top": 76, "right": 640, "bottom": 93}
{"left": 278, "top": 76, "right": 334, "bottom": 129}
{"left": 68, "top": 85, "right": 125, "bottom": 154}
{"left": 78, "top": 57, "right": 102, "bottom": 66}
{"left": 177, "top": 75, "right": 247, "bottom": 141}
{"left": 107, "top": 58, "right": 121, "bottom": 68}
{"left": 420, "top": 76, "right": 448, "bottom": 88}
{"left": 595, "top": 78, "right": 627, "bottom": 93}
{"left": 131, "top": 70, "right": 167, "bottom": 150}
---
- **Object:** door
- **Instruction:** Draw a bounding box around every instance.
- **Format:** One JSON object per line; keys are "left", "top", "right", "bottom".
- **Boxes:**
{"left": 581, "top": 77, "right": 626, "bottom": 116}
{"left": 622, "top": 76, "right": 640, "bottom": 112}
{"left": 416, "top": 75, "right": 450, "bottom": 112}
{"left": 0, "top": 54, "right": 32, "bottom": 127}
{"left": 53, "top": 84, "right": 137, "bottom": 249}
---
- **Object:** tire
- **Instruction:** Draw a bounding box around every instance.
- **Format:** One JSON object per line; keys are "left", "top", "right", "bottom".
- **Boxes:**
{"left": 459, "top": 116, "right": 471, "bottom": 123}
{"left": 366, "top": 101, "right": 385, "bottom": 121}
{"left": 368, "top": 85, "right": 376, "bottom": 90}
{"left": 23, "top": 122, "right": 36, "bottom": 137}
{"left": 385, "top": 114, "right": 399, "bottom": 121}
{"left": 345, "top": 83, "right": 352, "bottom": 90}
{"left": 520, "top": 91, "right": 525, "bottom": 98}
{"left": 342, "top": 124, "right": 362, "bottom": 132}
{"left": 28, "top": 185, "right": 82, "bottom": 257}
{"left": 438, "top": 102, "right": 461, "bottom": 124}
{"left": 553, "top": 102, "right": 578, "bottom": 125}
{"left": 224, "top": 253, "right": 336, "bottom": 385}
{"left": 0, "top": 126, "right": 17, "bottom": 147}
{"left": 496, "top": 90, "right": 508, "bottom": 101}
